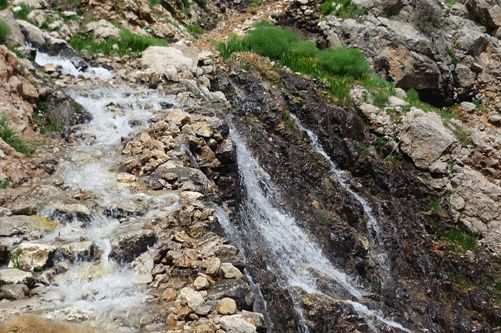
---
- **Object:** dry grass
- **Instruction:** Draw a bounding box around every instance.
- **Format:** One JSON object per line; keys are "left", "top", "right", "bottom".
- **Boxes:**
{"left": 0, "top": 315, "right": 100, "bottom": 333}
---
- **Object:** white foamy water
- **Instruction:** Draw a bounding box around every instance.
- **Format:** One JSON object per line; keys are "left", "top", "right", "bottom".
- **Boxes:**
{"left": 230, "top": 128, "right": 410, "bottom": 332}
{"left": 35, "top": 51, "right": 113, "bottom": 81}
{"left": 290, "top": 114, "right": 391, "bottom": 273}
{"left": 29, "top": 84, "right": 179, "bottom": 330}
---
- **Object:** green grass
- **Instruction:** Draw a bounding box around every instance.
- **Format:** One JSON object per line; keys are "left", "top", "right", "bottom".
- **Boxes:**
{"left": 187, "top": 23, "right": 204, "bottom": 37}
{"left": 0, "top": 0, "right": 8, "bottom": 10}
{"left": 0, "top": 19, "right": 10, "bottom": 43}
{"left": 361, "top": 73, "right": 396, "bottom": 106}
{"left": 0, "top": 178, "right": 9, "bottom": 189}
{"left": 426, "top": 200, "right": 443, "bottom": 216}
{"left": 13, "top": 4, "right": 32, "bottom": 20}
{"left": 0, "top": 117, "right": 33, "bottom": 156}
{"left": 249, "top": 0, "right": 263, "bottom": 7}
{"left": 149, "top": 0, "right": 161, "bottom": 6}
{"left": 445, "top": 228, "right": 476, "bottom": 251}
{"left": 446, "top": 48, "right": 459, "bottom": 66}
{"left": 318, "top": 47, "right": 369, "bottom": 78}
{"left": 444, "top": 0, "right": 457, "bottom": 6}
{"left": 319, "top": 0, "right": 365, "bottom": 18}
{"left": 70, "top": 29, "right": 167, "bottom": 57}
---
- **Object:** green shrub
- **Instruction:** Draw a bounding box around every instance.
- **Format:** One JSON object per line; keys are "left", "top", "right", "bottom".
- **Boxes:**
{"left": 0, "top": 20, "right": 10, "bottom": 43}
{"left": 119, "top": 29, "right": 166, "bottom": 52}
{"left": 244, "top": 23, "right": 301, "bottom": 59}
{"left": 328, "top": 76, "right": 354, "bottom": 104}
{"left": 13, "top": 4, "right": 32, "bottom": 20}
{"left": 149, "top": 0, "right": 161, "bottom": 6}
{"left": 0, "top": 0, "right": 8, "bottom": 10}
{"left": 0, "top": 117, "right": 33, "bottom": 156}
{"left": 288, "top": 40, "right": 319, "bottom": 58}
{"left": 216, "top": 34, "right": 246, "bottom": 59}
{"left": 318, "top": 47, "right": 369, "bottom": 78}
{"left": 361, "top": 74, "right": 396, "bottom": 106}
{"left": 187, "top": 23, "right": 204, "bottom": 36}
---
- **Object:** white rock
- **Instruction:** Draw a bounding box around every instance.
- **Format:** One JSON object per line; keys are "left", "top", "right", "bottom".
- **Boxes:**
{"left": 179, "top": 287, "right": 204, "bottom": 310}
{"left": 220, "top": 262, "right": 243, "bottom": 279}
{"left": 10, "top": 243, "right": 56, "bottom": 271}
{"left": 220, "top": 314, "right": 257, "bottom": 333}
{"left": 0, "top": 268, "right": 33, "bottom": 284}
{"left": 193, "top": 276, "right": 210, "bottom": 290}
{"left": 141, "top": 47, "right": 193, "bottom": 78}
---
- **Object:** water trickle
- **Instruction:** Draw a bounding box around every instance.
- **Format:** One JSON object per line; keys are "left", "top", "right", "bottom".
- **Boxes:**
{"left": 290, "top": 114, "right": 391, "bottom": 274}
{"left": 229, "top": 127, "right": 410, "bottom": 332}
{"left": 35, "top": 51, "right": 113, "bottom": 81}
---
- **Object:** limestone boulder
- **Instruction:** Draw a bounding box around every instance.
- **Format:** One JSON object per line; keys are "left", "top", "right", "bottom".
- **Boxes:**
{"left": 398, "top": 108, "right": 457, "bottom": 169}
{"left": 141, "top": 46, "right": 193, "bottom": 81}
{"left": 10, "top": 243, "right": 56, "bottom": 271}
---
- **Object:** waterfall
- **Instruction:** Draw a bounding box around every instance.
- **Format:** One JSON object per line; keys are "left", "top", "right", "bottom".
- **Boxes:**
{"left": 290, "top": 114, "right": 391, "bottom": 274}
{"left": 229, "top": 127, "right": 411, "bottom": 332}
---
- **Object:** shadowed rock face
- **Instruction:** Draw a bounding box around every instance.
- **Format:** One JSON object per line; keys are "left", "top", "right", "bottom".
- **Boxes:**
{"left": 212, "top": 63, "right": 501, "bottom": 332}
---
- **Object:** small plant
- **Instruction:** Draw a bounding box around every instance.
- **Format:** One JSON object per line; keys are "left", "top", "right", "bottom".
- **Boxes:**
{"left": 318, "top": 47, "right": 369, "bottom": 78}
{"left": 149, "top": 0, "right": 161, "bottom": 6}
{"left": 446, "top": 47, "right": 459, "bottom": 67}
{"left": 426, "top": 200, "right": 443, "bottom": 215}
{"left": 13, "top": 4, "right": 32, "bottom": 20}
{"left": 187, "top": 23, "right": 204, "bottom": 37}
{"left": 319, "top": 0, "right": 365, "bottom": 18}
{"left": 362, "top": 74, "right": 396, "bottom": 106}
{"left": 0, "top": 19, "right": 10, "bottom": 43}
{"left": 0, "top": 178, "right": 9, "bottom": 189}
{"left": 319, "top": 211, "right": 330, "bottom": 225}
{"left": 374, "top": 137, "right": 389, "bottom": 147}
{"left": 216, "top": 34, "right": 246, "bottom": 59}
{"left": 445, "top": 228, "right": 476, "bottom": 251}
{"left": 249, "top": 0, "right": 263, "bottom": 7}
{"left": 328, "top": 76, "right": 353, "bottom": 104}
{"left": 10, "top": 249, "right": 22, "bottom": 269}
{"left": 445, "top": 0, "right": 457, "bottom": 6}
{"left": 0, "top": 117, "right": 33, "bottom": 156}
{"left": 0, "top": 0, "right": 8, "bottom": 10}
{"left": 384, "top": 153, "right": 399, "bottom": 164}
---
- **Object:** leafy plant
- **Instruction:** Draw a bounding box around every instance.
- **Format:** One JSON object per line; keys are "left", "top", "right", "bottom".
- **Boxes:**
{"left": 0, "top": 117, "right": 33, "bottom": 156}
{"left": 0, "top": 19, "right": 10, "bottom": 43}
{"left": 0, "top": 178, "right": 9, "bottom": 189}
{"left": 0, "top": 0, "right": 8, "bottom": 10}
{"left": 13, "top": 4, "right": 32, "bottom": 20}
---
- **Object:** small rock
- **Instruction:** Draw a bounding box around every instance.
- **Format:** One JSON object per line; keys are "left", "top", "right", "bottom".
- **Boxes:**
{"left": 117, "top": 173, "right": 136, "bottom": 183}
{"left": 216, "top": 297, "right": 237, "bottom": 315}
{"left": 193, "top": 276, "right": 210, "bottom": 290}
{"left": 460, "top": 101, "right": 476, "bottom": 113}
{"left": 163, "top": 288, "right": 177, "bottom": 302}
{"left": 220, "top": 314, "right": 257, "bottom": 333}
{"left": 488, "top": 114, "right": 501, "bottom": 125}
{"left": 0, "top": 284, "right": 29, "bottom": 300}
{"left": 220, "top": 263, "right": 243, "bottom": 279}
{"left": 192, "top": 122, "right": 213, "bottom": 138}
{"left": 179, "top": 287, "right": 204, "bottom": 310}
{"left": 204, "top": 257, "right": 221, "bottom": 275}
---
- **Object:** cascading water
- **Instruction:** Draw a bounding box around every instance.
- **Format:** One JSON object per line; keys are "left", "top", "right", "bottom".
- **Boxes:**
{"left": 290, "top": 114, "right": 391, "bottom": 275}
{"left": 14, "top": 54, "right": 180, "bottom": 330}
{"left": 229, "top": 128, "right": 411, "bottom": 332}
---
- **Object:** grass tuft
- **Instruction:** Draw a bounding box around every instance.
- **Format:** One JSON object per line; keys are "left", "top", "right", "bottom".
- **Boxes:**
{"left": 445, "top": 228, "right": 476, "bottom": 251}
{"left": 319, "top": 0, "right": 365, "bottom": 18}
{"left": 70, "top": 29, "right": 167, "bottom": 57}
{"left": 0, "top": 117, "right": 33, "bottom": 156}
{"left": 318, "top": 47, "right": 369, "bottom": 78}
{"left": 0, "top": 19, "right": 10, "bottom": 43}
{"left": 13, "top": 4, "right": 32, "bottom": 20}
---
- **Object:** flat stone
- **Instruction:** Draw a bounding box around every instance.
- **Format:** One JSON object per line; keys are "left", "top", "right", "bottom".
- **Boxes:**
{"left": 220, "top": 262, "right": 243, "bottom": 279}
{"left": 193, "top": 276, "right": 210, "bottom": 290}
{"left": 220, "top": 314, "right": 257, "bottom": 333}
{"left": 0, "top": 284, "right": 29, "bottom": 300}
{"left": 11, "top": 243, "right": 56, "bottom": 271}
{"left": 0, "top": 268, "right": 33, "bottom": 285}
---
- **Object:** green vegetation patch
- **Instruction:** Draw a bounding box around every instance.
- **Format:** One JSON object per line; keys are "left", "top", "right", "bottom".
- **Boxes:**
{"left": 0, "top": 19, "right": 10, "bottom": 43}
{"left": 0, "top": 0, "right": 8, "bottom": 10}
{"left": 187, "top": 23, "right": 204, "bottom": 37}
{"left": 0, "top": 117, "right": 33, "bottom": 156}
{"left": 319, "top": 0, "right": 365, "bottom": 18}
{"left": 13, "top": 4, "right": 32, "bottom": 20}
{"left": 445, "top": 228, "right": 476, "bottom": 252}
{"left": 70, "top": 29, "right": 167, "bottom": 57}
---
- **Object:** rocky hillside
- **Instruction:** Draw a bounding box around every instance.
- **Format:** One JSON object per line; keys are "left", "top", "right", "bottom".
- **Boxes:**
{"left": 0, "top": 0, "right": 499, "bottom": 332}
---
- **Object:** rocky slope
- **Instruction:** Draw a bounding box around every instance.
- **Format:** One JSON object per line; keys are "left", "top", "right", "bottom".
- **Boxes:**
{"left": 0, "top": 0, "right": 500, "bottom": 332}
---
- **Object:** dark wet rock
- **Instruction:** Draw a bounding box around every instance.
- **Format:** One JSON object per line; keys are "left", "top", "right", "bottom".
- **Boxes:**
{"left": 45, "top": 202, "right": 91, "bottom": 223}
{"left": 0, "top": 284, "right": 29, "bottom": 300}
{"left": 466, "top": 0, "right": 501, "bottom": 31}
{"left": 207, "top": 278, "right": 254, "bottom": 311}
{"left": 36, "top": 90, "right": 92, "bottom": 138}
{"left": 110, "top": 229, "right": 157, "bottom": 263}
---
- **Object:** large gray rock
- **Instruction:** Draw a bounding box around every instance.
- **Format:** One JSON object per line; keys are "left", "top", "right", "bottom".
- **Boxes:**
{"left": 0, "top": 10, "right": 25, "bottom": 46}
{"left": 16, "top": 19, "right": 45, "bottom": 48}
{"left": 466, "top": 0, "right": 501, "bottom": 30}
{"left": 110, "top": 229, "right": 157, "bottom": 262}
{"left": 141, "top": 46, "right": 194, "bottom": 80}
{"left": 85, "top": 20, "right": 120, "bottom": 40}
{"left": 398, "top": 108, "right": 457, "bottom": 169}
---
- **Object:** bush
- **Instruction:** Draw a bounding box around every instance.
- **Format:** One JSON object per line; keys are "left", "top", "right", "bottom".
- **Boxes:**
{"left": 0, "top": 20, "right": 10, "bottom": 43}
{"left": 318, "top": 47, "right": 369, "bottom": 78}
{"left": 244, "top": 23, "right": 301, "bottom": 59}
{"left": 0, "top": 0, "right": 8, "bottom": 10}
{"left": 216, "top": 34, "right": 246, "bottom": 59}
{"left": 0, "top": 117, "right": 33, "bottom": 156}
